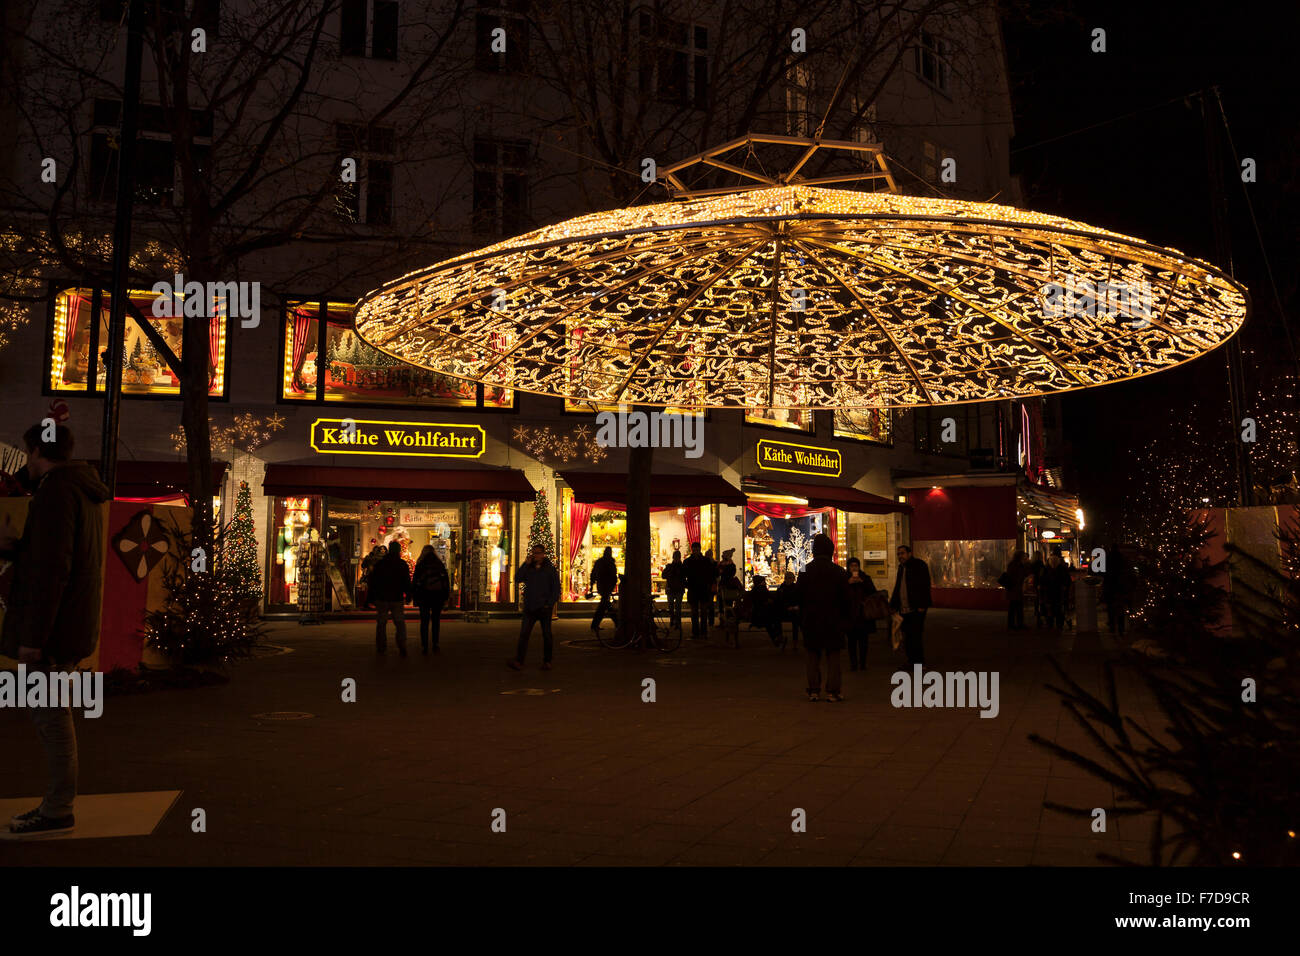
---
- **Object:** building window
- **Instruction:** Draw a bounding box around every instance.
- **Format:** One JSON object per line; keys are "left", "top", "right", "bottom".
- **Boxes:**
{"left": 745, "top": 407, "right": 813, "bottom": 433}
{"left": 913, "top": 29, "right": 950, "bottom": 93}
{"left": 476, "top": 1, "right": 529, "bottom": 72}
{"left": 472, "top": 137, "right": 529, "bottom": 236}
{"left": 334, "top": 123, "right": 395, "bottom": 225}
{"left": 89, "top": 99, "right": 212, "bottom": 207}
{"left": 922, "top": 140, "right": 953, "bottom": 184}
{"left": 639, "top": 13, "right": 708, "bottom": 108}
{"left": 48, "top": 287, "right": 227, "bottom": 397}
{"left": 340, "top": 0, "right": 398, "bottom": 60}
{"left": 834, "top": 407, "right": 892, "bottom": 444}
{"left": 282, "top": 301, "right": 512, "bottom": 408}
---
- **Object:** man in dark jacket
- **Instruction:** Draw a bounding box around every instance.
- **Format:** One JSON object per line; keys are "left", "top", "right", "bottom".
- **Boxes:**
{"left": 795, "top": 534, "right": 850, "bottom": 701}
{"left": 512, "top": 544, "right": 560, "bottom": 669}
{"left": 589, "top": 546, "right": 618, "bottom": 634}
{"left": 682, "top": 542, "right": 716, "bottom": 639}
{"left": 368, "top": 540, "right": 411, "bottom": 656}
{"left": 0, "top": 423, "right": 110, "bottom": 835}
{"left": 889, "top": 544, "right": 932, "bottom": 668}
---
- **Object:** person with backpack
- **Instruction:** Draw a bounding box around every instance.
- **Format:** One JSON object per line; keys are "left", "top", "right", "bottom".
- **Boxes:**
{"left": 412, "top": 545, "right": 450, "bottom": 653}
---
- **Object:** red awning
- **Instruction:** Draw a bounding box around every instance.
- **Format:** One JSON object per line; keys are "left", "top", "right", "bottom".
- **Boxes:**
{"left": 560, "top": 471, "right": 747, "bottom": 507}
{"left": 748, "top": 478, "right": 911, "bottom": 515}
{"left": 94, "top": 460, "right": 228, "bottom": 500}
{"left": 262, "top": 464, "right": 535, "bottom": 502}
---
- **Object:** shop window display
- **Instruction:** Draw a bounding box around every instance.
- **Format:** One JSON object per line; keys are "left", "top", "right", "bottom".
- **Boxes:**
{"left": 912, "top": 539, "right": 1016, "bottom": 589}
{"left": 743, "top": 505, "right": 834, "bottom": 588}
{"left": 271, "top": 496, "right": 321, "bottom": 606}
{"left": 282, "top": 301, "right": 511, "bottom": 407}
{"left": 49, "top": 288, "right": 226, "bottom": 396}
{"left": 560, "top": 488, "right": 712, "bottom": 600}
{"left": 745, "top": 406, "right": 813, "bottom": 432}
{"left": 833, "top": 406, "right": 892, "bottom": 444}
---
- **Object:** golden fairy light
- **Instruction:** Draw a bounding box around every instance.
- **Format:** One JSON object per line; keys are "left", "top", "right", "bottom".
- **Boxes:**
{"left": 353, "top": 137, "right": 1249, "bottom": 410}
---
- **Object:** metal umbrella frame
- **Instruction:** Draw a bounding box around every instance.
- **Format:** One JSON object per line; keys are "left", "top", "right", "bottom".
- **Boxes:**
{"left": 354, "top": 145, "right": 1249, "bottom": 411}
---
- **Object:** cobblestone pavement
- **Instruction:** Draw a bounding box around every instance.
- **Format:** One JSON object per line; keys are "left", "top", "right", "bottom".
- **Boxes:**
{"left": 1, "top": 610, "right": 1162, "bottom": 865}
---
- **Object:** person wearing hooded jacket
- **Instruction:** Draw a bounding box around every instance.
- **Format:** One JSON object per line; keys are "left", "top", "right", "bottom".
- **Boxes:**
{"left": 0, "top": 423, "right": 111, "bottom": 836}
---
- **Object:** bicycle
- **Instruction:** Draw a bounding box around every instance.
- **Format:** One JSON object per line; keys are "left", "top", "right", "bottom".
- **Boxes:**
{"left": 600, "top": 591, "right": 682, "bottom": 652}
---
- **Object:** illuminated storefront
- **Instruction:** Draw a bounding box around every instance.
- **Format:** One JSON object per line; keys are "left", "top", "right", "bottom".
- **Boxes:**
{"left": 556, "top": 472, "right": 743, "bottom": 602}
{"left": 261, "top": 465, "right": 534, "bottom": 613}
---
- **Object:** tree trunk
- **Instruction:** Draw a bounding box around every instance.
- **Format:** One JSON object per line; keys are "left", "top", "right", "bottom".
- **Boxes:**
{"left": 623, "top": 444, "right": 653, "bottom": 635}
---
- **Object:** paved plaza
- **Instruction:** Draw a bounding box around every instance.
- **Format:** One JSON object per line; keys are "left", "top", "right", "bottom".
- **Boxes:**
{"left": 2, "top": 610, "right": 1163, "bottom": 866}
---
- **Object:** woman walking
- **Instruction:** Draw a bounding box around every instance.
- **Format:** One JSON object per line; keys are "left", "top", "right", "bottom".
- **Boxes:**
{"left": 412, "top": 545, "right": 450, "bottom": 653}
{"left": 845, "top": 557, "right": 877, "bottom": 671}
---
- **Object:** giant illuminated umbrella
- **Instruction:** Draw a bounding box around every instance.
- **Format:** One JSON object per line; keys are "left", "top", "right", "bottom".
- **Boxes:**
{"left": 354, "top": 135, "right": 1249, "bottom": 409}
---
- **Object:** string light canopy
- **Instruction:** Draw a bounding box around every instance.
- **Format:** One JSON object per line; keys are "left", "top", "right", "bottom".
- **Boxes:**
{"left": 354, "top": 136, "right": 1249, "bottom": 410}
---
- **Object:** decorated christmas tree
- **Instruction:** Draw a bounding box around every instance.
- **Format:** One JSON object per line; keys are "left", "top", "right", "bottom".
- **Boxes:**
{"left": 219, "top": 480, "right": 263, "bottom": 609}
{"left": 527, "top": 489, "right": 556, "bottom": 564}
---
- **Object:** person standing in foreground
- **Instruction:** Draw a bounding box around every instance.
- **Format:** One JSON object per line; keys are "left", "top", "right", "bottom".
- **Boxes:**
{"left": 795, "top": 533, "right": 851, "bottom": 702}
{"left": 369, "top": 540, "right": 411, "bottom": 656}
{"left": 845, "top": 557, "right": 878, "bottom": 671}
{"left": 890, "top": 544, "right": 932, "bottom": 668}
{"left": 589, "top": 546, "right": 618, "bottom": 634}
{"left": 412, "top": 545, "right": 450, "bottom": 653}
{"left": 682, "top": 542, "right": 715, "bottom": 640}
{"left": 0, "top": 423, "right": 110, "bottom": 836}
{"left": 1000, "top": 550, "right": 1030, "bottom": 631}
{"left": 661, "top": 550, "right": 685, "bottom": 630}
{"left": 512, "top": 544, "right": 560, "bottom": 670}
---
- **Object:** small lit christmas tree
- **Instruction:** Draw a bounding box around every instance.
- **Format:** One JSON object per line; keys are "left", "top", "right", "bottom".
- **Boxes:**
{"left": 219, "top": 480, "right": 263, "bottom": 610}
{"left": 528, "top": 489, "right": 556, "bottom": 564}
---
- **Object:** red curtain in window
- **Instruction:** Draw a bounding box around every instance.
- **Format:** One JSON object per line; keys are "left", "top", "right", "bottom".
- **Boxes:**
{"left": 684, "top": 506, "right": 700, "bottom": 546}
{"left": 208, "top": 313, "right": 221, "bottom": 388}
{"left": 290, "top": 308, "right": 313, "bottom": 390}
{"left": 64, "top": 293, "right": 86, "bottom": 373}
{"left": 567, "top": 500, "right": 593, "bottom": 599}
{"left": 827, "top": 508, "right": 838, "bottom": 562}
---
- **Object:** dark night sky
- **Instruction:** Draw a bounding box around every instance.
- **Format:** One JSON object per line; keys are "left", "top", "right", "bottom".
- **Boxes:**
{"left": 1003, "top": 0, "right": 1300, "bottom": 541}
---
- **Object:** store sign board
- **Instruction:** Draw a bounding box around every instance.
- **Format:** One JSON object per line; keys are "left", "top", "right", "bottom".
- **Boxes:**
{"left": 401, "top": 508, "right": 459, "bottom": 526}
{"left": 310, "top": 419, "right": 485, "bottom": 458}
{"left": 864, "top": 550, "right": 888, "bottom": 561}
{"left": 755, "top": 439, "right": 842, "bottom": 478}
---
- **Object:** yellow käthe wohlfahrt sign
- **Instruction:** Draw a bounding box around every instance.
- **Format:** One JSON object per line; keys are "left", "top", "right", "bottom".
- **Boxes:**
{"left": 310, "top": 419, "right": 485, "bottom": 458}
{"left": 756, "top": 439, "right": 842, "bottom": 478}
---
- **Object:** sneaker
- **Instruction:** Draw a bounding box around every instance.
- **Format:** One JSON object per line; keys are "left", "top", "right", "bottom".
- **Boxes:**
{"left": 507, "top": 660, "right": 523, "bottom": 670}
{"left": 827, "top": 693, "right": 844, "bottom": 703}
{"left": 541, "top": 662, "right": 552, "bottom": 671}
{"left": 807, "top": 692, "right": 821, "bottom": 702}
{"left": 9, "top": 808, "right": 74, "bottom": 836}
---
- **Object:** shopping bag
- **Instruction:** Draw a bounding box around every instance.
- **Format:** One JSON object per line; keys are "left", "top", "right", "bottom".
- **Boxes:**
{"left": 890, "top": 612, "right": 904, "bottom": 650}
